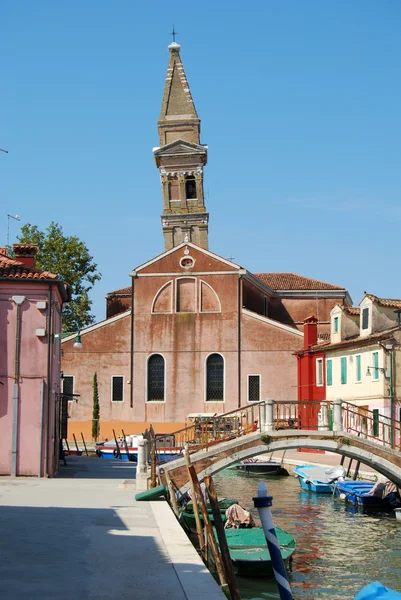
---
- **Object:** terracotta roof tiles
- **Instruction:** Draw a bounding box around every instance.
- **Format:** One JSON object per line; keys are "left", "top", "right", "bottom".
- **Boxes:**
{"left": 254, "top": 272, "right": 345, "bottom": 291}
{"left": 107, "top": 286, "right": 131, "bottom": 297}
{"left": 365, "top": 294, "right": 401, "bottom": 309}
{"left": 0, "top": 253, "right": 58, "bottom": 280}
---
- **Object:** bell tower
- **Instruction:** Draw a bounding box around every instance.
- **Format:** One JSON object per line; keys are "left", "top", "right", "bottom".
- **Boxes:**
{"left": 154, "top": 41, "right": 209, "bottom": 250}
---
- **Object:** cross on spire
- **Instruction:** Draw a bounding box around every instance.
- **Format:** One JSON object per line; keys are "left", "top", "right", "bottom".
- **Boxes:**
{"left": 170, "top": 25, "right": 178, "bottom": 43}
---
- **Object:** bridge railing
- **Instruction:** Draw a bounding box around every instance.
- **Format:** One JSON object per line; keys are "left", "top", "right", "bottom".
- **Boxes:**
{"left": 341, "top": 400, "right": 400, "bottom": 450}
{"left": 153, "top": 401, "right": 264, "bottom": 464}
{"left": 273, "top": 400, "right": 334, "bottom": 430}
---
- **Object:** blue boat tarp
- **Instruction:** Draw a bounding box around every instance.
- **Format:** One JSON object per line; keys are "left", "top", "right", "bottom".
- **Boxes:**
{"left": 354, "top": 582, "right": 401, "bottom": 600}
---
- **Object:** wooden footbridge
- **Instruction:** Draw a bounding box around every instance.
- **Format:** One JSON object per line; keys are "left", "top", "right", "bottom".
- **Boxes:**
{"left": 146, "top": 399, "right": 401, "bottom": 491}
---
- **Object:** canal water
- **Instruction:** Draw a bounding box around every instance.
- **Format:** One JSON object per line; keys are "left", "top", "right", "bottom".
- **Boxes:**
{"left": 213, "top": 466, "right": 401, "bottom": 600}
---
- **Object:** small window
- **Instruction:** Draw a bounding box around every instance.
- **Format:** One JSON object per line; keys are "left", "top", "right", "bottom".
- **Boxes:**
{"left": 206, "top": 354, "right": 224, "bottom": 402}
{"left": 326, "top": 359, "right": 332, "bottom": 386}
{"left": 185, "top": 178, "right": 197, "bottom": 199}
{"left": 333, "top": 316, "right": 339, "bottom": 333}
{"left": 372, "top": 351, "right": 380, "bottom": 381}
{"left": 147, "top": 355, "right": 165, "bottom": 401}
{"left": 248, "top": 375, "right": 260, "bottom": 402}
{"left": 316, "top": 358, "right": 324, "bottom": 386}
{"left": 355, "top": 355, "right": 362, "bottom": 382}
{"left": 62, "top": 376, "right": 74, "bottom": 402}
{"left": 362, "top": 307, "right": 369, "bottom": 330}
{"left": 112, "top": 376, "right": 124, "bottom": 402}
{"left": 340, "top": 357, "right": 347, "bottom": 384}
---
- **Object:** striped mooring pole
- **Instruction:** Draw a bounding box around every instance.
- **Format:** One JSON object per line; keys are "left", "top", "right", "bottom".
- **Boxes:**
{"left": 253, "top": 481, "right": 294, "bottom": 600}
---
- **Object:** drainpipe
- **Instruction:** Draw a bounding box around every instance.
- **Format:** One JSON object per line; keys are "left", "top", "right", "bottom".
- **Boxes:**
{"left": 237, "top": 275, "right": 242, "bottom": 408}
{"left": 130, "top": 276, "right": 135, "bottom": 408}
{"left": 45, "top": 285, "right": 53, "bottom": 477}
{"left": 11, "top": 295, "right": 26, "bottom": 477}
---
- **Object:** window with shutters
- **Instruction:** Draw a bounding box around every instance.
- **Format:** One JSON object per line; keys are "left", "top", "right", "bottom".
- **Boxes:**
{"left": 372, "top": 351, "right": 380, "bottom": 381}
{"left": 206, "top": 354, "right": 224, "bottom": 402}
{"left": 373, "top": 409, "right": 379, "bottom": 437}
{"left": 362, "top": 307, "right": 369, "bottom": 330}
{"left": 111, "top": 376, "right": 124, "bottom": 402}
{"left": 62, "top": 376, "right": 74, "bottom": 402}
{"left": 326, "top": 360, "right": 332, "bottom": 386}
{"left": 333, "top": 316, "right": 339, "bottom": 333}
{"left": 248, "top": 375, "right": 260, "bottom": 402}
{"left": 340, "top": 357, "right": 347, "bottom": 384}
{"left": 147, "top": 354, "right": 165, "bottom": 402}
{"left": 355, "top": 355, "right": 362, "bottom": 382}
{"left": 316, "top": 358, "right": 324, "bottom": 386}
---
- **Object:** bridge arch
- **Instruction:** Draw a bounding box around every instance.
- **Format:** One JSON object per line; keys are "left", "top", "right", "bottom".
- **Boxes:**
{"left": 161, "top": 431, "right": 401, "bottom": 492}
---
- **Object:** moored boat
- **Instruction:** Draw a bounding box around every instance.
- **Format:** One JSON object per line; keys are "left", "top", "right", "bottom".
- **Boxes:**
{"left": 213, "top": 526, "right": 296, "bottom": 577}
{"left": 333, "top": 480, "right": 388, "bottom": 509}
{"left": 295, "top": 464, "right": 346, "bottom": 493}
{"left": 236, "top": 458, "right": 289, "bottom": 476}
{"left": 179, "top": 497, "right": 238, "bottom": 532}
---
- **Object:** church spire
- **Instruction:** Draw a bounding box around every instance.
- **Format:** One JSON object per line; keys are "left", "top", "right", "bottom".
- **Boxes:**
{"left": 157, "top": 41, "right": 200, "bottom": 146}
{"left": 154, "top": 41, "right": 209, "bottom": 251}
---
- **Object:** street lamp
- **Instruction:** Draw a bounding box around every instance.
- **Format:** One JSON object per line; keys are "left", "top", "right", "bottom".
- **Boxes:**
{"left": 53, "top": 332, "right": 83, "bottom": 349}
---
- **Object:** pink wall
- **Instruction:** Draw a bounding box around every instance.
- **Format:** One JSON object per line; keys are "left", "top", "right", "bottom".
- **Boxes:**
{"left": 0, "top": 282, "right": 63, "bottom": 476}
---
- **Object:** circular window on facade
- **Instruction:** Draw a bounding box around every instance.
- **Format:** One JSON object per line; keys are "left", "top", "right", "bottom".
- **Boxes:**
{"left": 180, "top": 256, "right": 195, "bottom": 269}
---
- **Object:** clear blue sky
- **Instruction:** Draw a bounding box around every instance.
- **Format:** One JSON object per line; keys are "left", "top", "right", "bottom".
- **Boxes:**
{"left": 1, "top": 1, "right": 400, "bottom": 321}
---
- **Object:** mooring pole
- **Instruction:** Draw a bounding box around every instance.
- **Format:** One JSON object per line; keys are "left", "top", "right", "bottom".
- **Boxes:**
{"left": 253, "top": 481, "right": 293, "bottom": 600}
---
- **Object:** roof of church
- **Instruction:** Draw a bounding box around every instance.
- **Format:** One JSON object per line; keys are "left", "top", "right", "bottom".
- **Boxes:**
{"left": 0, "top": 251, "right": 59, "bottom": 280}
{"left": 254, "top": 272, "right": 346, "bottom": 291}
{"left": 107, "top": 285, "right": 131, "bottom": 297}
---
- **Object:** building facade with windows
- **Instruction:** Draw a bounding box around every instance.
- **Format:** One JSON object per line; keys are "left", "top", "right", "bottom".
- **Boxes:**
{"left": 297, "top": 294, "right": 401, "bottom": 440}
{"left": 61, "top": 42, "right": 351, "bottom": 440}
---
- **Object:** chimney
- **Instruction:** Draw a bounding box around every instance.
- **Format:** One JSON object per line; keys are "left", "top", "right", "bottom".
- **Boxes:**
{"left": 13, "top": 244, "right": 38, "bottom": 268}
{"left": 303, "top": 315, "right": 318, "bottom": 350}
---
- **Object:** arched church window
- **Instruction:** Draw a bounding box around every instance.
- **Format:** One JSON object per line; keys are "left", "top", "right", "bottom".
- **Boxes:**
{"left": 176, "top": 278, "right": 196, "bottom": 312}
{"left": 185, "top": 177, "right": 197, "bottom": 200}
{"left": 147, "top": 354, "right": 165, "bottom": 402}
{"left": 206, "top": 353, "right": 224, "bottom": 402}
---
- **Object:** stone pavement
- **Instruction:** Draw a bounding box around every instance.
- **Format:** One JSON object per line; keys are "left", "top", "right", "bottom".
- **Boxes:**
{"left": 0, "top": 456, "right": 225, "bottom": 600}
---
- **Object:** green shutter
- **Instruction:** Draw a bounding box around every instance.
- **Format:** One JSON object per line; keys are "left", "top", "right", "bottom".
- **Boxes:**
{"left": 326, "top": 359, "right": 332, "bottom": 386}
{"left": 334, "top": 317, "right": 339, "bottom": 333}
{"left": 341, "top": 357, "right": 347, "bottom": 384}
{"left": 373, "top": 352, "right": 379, "bottom": 380}
{"left": 373, "top": 409, "right": 379, "bottom": 437}
{"left": 356, "top": 355, "right": 361, "bottom": 382}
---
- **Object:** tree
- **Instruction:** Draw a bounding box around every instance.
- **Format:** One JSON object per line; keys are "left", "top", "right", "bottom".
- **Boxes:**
{"left": 18, "top": 221, "right": 101, "bottom": 331}
{"left": 92, "top": 372, "right": 100, "bottom": 441}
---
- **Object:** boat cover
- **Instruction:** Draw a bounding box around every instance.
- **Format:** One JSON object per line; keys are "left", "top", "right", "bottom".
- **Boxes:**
{"left": 135, "top": 485, "right": 168, "bottom": 501}
{"left": 354, "top": 582, "right": 401, "bottom": 600}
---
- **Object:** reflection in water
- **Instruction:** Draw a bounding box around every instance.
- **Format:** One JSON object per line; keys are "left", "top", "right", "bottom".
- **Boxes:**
{"left": 213, "top": 468, "right": 401, "bottom": 600}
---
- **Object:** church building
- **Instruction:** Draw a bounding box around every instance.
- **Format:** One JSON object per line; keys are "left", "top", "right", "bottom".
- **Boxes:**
{"left": 62, "top": 41, "right": 351, "bottom": 440}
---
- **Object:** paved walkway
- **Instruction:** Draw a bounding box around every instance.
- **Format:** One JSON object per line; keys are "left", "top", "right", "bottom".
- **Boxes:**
{"left": 0, "top": 457, "right": 225, "bottom": 600}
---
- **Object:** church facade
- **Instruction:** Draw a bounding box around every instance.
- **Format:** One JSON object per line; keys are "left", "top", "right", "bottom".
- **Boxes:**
{"left": 62, "top": 42, "right": 351, "bottom": 440}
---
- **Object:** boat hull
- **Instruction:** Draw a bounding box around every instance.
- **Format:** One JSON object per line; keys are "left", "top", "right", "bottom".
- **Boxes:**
{"left": 236, "top": 462, "right": 289, "bottom": 476}
{"left": 294, "top": 465, "right": 333, "bottom": 494}
{"left": 333, "top": 480, "right": 387, "bottom": 508}
{"left": 214, "top": 526, "right": 296, "bottom": 577}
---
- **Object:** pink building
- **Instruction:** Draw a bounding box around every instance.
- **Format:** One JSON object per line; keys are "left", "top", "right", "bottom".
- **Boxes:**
{"left": 0, "top": 245, "right": 70, "bottom": 476}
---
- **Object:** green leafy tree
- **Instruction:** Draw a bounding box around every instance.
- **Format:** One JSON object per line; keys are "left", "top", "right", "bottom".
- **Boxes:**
{"left": 92, "top": 372, "right": 100, "bottom": 441}
{"left": 18, "top": 221, "right": 101, "bottom": 331}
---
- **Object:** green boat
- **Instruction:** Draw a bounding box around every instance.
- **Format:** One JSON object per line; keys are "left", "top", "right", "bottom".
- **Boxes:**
{"left": 214, "top": 526, "right": 296, "bottom": 577}
{"left": 179, "top": 497, "right": 238, "bottom": 532}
